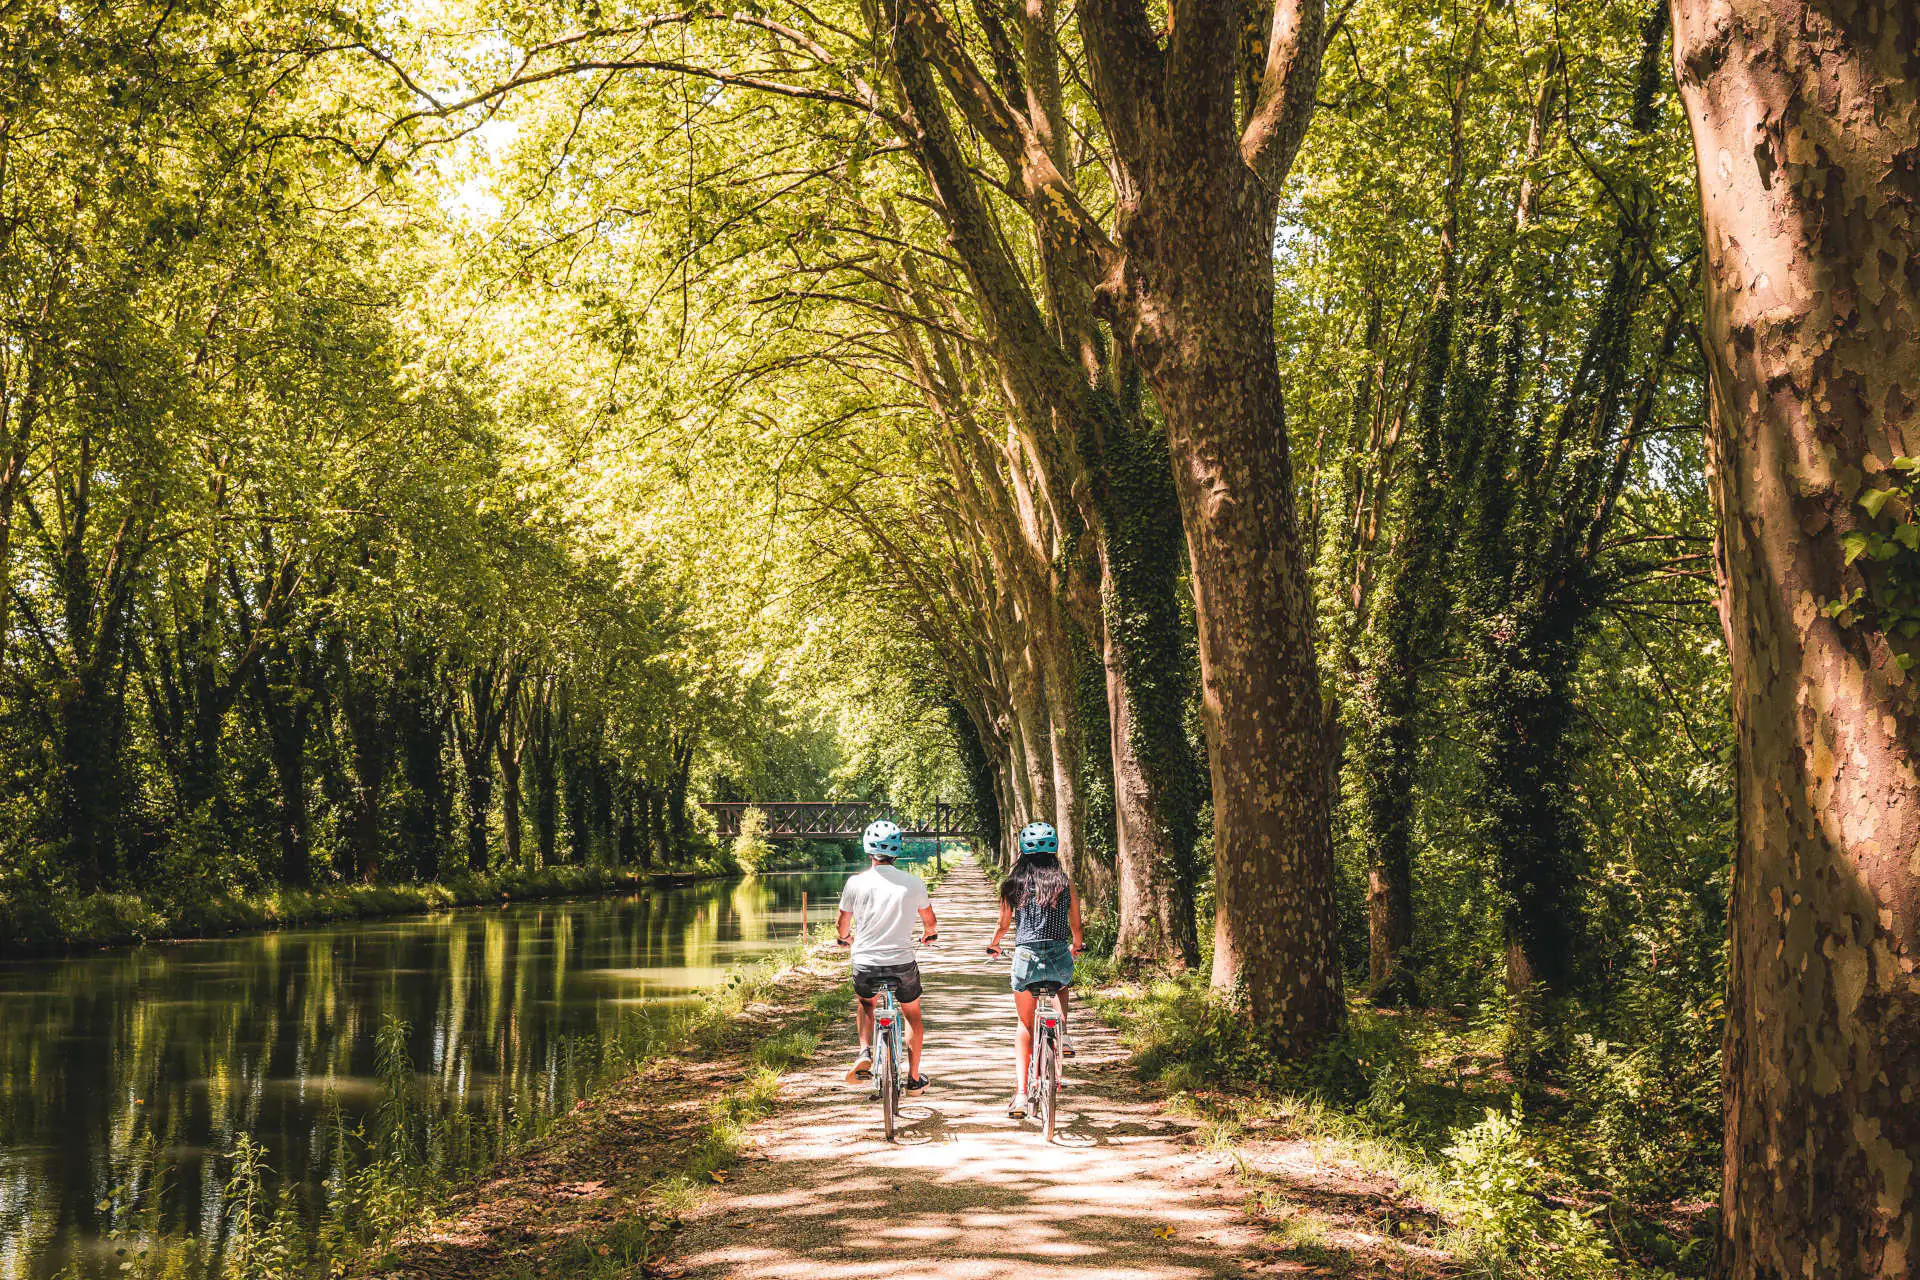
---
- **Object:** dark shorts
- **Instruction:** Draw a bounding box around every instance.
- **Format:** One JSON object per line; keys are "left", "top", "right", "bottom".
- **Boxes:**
{"left": 852, "top": 961, "right": 922, "bottom": 1004}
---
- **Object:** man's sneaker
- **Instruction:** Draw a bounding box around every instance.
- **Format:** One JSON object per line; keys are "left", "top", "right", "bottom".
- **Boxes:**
{"left": 905, "top": 1075, "right": 929, "bottom": 1095}
{"left": 1007, "top": 1092, "right": 1028, "bottom": 1118}
{"left": 1062, "top": 1034, "right": 1077, "bottom": 1059}
{"left": 846, "top": 1051, "right": 872, "bottom": 1083}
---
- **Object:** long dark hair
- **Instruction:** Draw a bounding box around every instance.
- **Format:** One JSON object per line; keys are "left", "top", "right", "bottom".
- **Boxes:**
{"left": 1002, "top": 853, "right": 1071, "bottom": 911}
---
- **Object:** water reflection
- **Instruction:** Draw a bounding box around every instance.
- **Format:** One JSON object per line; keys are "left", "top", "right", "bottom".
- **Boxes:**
{"left": 0, "top": 869, "right": 853, "bottom": 1280}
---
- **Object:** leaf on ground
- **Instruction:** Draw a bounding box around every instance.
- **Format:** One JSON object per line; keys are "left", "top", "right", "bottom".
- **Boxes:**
{"left": 1154, "top": 1225, "right": 1175, "bottom": 1239}
{"left": 708, "top": 1170, "right": 727, "bottom": 1183}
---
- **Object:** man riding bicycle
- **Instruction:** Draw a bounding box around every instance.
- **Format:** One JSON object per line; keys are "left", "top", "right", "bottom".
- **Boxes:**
{"left": 836, "top": 819, "right": 937, "bottom": 1095}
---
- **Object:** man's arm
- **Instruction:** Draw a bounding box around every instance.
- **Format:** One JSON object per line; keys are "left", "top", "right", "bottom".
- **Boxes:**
{"left": 836, "top": 909, "right": 854, "bottom": 945}
{"left": 918, "top": 905, "right": 938, "bottom": 942}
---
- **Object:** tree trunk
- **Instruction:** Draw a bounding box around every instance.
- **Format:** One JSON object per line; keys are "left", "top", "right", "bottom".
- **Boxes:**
{"left": 254, "top": 642, "right": 315, "bottom": 887}
{"left": 666, "top": 738, "right": 695, "bottom": 853}
{"left": 644, "top": 786, "right": 670, "bottom": 865}
{"left": 1088, "top": 380, "right": 1205, "bottom": 969}
{"left": 396, "top": 654, "right": 448, "bottom": 881}
{"left": 564, "top": 742, "right": 592, "bottom": 865}
{"left": 1106, "top": 630, "right": 1200, "bottom": 966}
{"left": 462, "top": 753, "right": 494, "bottom": 875}
{"left": 498, "top": 738, "right": 524, "bottom": 869}
{"left": 617, "top": 781, "right": 639, "bottom": 867}
{"left": 1156, "top": 346, "right": 1344, "bottom": 1043}
{"left": 1668, "top": 2, "right": 1920, "bottom": 1274}
{"left": 591, "top": 759, "right": 615, "bottom": 862}
{"left": 338, "top": 655, "right": 393, "bottom": 883}
{"left": 527, "top": 685, "right": 559, "bottom": 867}
{"left": 1114, "top": 149, "right": 1343, "bottom": 1036}
{"left": 57, "top": 677, "right": 120, "bottom": 892}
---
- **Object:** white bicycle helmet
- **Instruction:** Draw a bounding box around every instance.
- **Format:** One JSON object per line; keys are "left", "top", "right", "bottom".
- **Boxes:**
{"left": 863, "top": 818, "right": 904, "bottom": 859}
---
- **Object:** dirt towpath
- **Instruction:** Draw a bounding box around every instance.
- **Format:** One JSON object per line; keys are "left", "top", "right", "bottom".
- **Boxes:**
{"left": 670, "top": 861, "right": 1268, "bottom": 1280}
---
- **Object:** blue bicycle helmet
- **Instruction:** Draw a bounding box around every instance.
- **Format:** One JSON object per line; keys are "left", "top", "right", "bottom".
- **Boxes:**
{"left": 863, "top": 818, "right": 904, "bottom": 859}
{"left": 1018, "top": 821, "right": 1058, "bottom": 855}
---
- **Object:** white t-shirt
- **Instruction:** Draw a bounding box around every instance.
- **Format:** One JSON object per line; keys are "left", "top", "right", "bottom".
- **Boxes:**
{"left": 838, "top": 863, "right": 932, "bottom": 967}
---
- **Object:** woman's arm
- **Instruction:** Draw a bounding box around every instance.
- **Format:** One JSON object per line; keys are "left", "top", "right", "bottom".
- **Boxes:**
{"left": 987, "top": 901, "right": 1012, "bottom": 954}
{"left": 1068, "top": 890, "right": 1085, "bottom": 954}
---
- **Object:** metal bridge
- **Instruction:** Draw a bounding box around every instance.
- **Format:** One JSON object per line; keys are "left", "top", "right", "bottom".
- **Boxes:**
{"left": 701, "top": 801, "right": 976, "bottom": 841}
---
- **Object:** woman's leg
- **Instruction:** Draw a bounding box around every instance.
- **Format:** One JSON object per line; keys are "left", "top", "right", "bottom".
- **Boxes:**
{"left": 1012, "top": 990, "right": 1037, "bottom": 1093}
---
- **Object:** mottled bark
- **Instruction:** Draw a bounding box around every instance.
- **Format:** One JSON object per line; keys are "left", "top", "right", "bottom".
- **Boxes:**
{"left": 1070, "top": 0, "right": 1342, "bottom": 1044}
{"left": 1149, "top": 317, "right": 1344, "bottom": 1040}
{"left": 1668, "top": 2, "right": 1920, "bottom": 1274}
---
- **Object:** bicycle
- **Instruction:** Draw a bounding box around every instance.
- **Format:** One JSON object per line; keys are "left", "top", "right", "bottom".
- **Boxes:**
{"left": 869, "top": 977, "right": 907, "bottom": 1142}
{"left": 839, "top": 933, "right": 936, "bottom": 1142}
{"left": 987, "top": 946, "right": 1069, "bottom": 1142}
{"left": 1022, "top": 978, "right": 1068, "bottom": 1142}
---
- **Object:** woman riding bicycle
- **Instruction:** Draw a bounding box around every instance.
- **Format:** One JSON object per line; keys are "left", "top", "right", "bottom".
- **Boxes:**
{"left": 985, "top": 822, "right": 1084, "bottom": 1118}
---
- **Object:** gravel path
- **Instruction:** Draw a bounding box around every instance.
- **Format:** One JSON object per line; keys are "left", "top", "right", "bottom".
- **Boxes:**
{"left": 672, "top": 861, "right": 1266, "bottom": 1280}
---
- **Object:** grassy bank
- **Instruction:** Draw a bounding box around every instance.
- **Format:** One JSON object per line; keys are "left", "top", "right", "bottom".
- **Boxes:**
{"left": 195, "top": 935, "right": 851, "bottom": 1280}
{"left": 0, "top": 861, "right": 768, "bottom": 957}
{"left": 1085, "top": 971, "right": 1715, "bottom": 1280}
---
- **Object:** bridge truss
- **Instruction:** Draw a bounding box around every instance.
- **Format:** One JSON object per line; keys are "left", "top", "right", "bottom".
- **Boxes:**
{"left": 700, "top": 801, "right": 976, "bottom": 841}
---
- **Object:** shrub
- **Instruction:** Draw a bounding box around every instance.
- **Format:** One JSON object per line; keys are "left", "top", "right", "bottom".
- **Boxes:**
{"left": 731, "top": 807, "right": 775, "bottom": 873}
{"left": 1441, "top": 1103, "right": 1619, "bottom": 1278}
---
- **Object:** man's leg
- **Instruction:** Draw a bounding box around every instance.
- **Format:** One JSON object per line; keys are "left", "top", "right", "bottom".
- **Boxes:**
{"left": 901, "top": 998, "right": 925, "bottom": 1077}
{"left": 846, "top": 993, "right": 875, "bottom": 1081}
{"left": 856, "top": 995, "right": 875, "bottom": 1050}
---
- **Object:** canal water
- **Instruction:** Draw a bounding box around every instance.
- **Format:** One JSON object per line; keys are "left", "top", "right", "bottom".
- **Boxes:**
{"left": 0, "top": 868, "right": 857, "bottom": 1279}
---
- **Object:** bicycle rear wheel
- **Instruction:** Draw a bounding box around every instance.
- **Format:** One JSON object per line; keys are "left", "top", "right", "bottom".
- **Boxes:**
{"left": 879, "top": 1031, "right": 897, "bottom": 1142}
{"left": 1038, "top": 1025, "right": 1057, "bottom": 1142}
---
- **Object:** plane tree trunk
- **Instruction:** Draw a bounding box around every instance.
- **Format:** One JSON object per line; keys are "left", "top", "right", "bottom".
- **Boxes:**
{"left": 1668, "top": 2, "right": 1920, "bottom": 1273}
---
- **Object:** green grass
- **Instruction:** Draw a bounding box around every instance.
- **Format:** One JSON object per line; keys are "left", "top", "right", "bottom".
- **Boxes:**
{"left": 1087, "top": 972, "right": 1712, "bottom": 1280}
{"left": 0, "top": 863, "right": 729, "bottom": 956}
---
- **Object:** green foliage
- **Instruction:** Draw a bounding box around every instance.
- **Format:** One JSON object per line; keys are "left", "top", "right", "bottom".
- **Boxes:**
{"left": 732, "top": 806, "right": 777, "bottom": 872}
{"left": 1829, "top": 457, "right": 1920, "bottom": 665}
{"left": 1095, "top": 963, "right": 1716, "bottom": 1273}
{"left": 0, "top": 863, "right": 699, "bottom": 955}
{"left": 1443, "top": 1105, "right": 1618, "bottom": 1278}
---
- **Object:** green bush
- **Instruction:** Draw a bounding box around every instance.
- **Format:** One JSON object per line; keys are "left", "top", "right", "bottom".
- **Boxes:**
{"left": 1441, "top": 1104, "right": 1619, "bottom": 1278}
{"left": 731, "top": 806, "right": 776, "bottom": 873}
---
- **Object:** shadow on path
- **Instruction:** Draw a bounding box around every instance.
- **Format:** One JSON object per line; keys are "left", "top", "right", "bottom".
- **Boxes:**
{"left": 672, "top": 863, "right": 1268, "bottom": 1280}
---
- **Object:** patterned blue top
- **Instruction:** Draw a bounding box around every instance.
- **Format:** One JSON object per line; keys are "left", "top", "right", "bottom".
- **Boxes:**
{"left": 1014, "top": 886, "right": 1073, "bottom": 945}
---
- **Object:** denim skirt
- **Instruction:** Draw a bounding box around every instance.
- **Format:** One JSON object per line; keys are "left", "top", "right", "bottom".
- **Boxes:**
{"left": 1010, "top": 939, "right": 1075, "bottom": 992}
